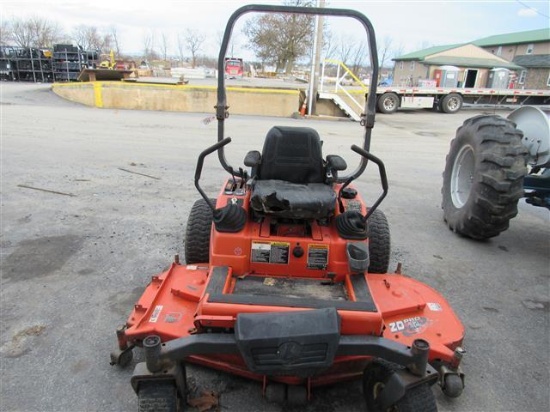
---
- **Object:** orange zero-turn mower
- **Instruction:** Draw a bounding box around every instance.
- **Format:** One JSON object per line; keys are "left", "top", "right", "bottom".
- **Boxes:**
{"left": 110, "top": 4, "right": 465, "bottom": 411}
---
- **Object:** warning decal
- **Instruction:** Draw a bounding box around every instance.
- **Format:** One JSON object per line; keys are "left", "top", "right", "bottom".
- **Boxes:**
{"left": 308, "top": 244, "right": 329, "bottom": 269}
{"left": 149, "top": 305, "right": 163, "bottom": 323}
{"left": 251, "top": 241, "right": 289, "bottom": 264}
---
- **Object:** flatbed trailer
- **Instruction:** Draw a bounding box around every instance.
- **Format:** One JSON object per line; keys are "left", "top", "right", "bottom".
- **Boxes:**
{"left": 375, "top": 86, "right": 550, "bottom": 114}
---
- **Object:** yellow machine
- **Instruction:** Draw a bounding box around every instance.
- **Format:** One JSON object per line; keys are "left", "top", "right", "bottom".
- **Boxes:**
{"left": 99, "top": 50, "right": 116, "bottom": 69}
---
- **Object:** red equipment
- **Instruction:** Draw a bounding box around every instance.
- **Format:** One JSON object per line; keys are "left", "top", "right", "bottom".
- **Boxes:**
{"left": 110, "top": 5, "right": 465, "bottom": 411}
{"left": 224, "top": 57, "right": 244, "bottom": 79}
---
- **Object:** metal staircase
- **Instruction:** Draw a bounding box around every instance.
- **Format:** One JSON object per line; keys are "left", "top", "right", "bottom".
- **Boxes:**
{"left": 318, "top": 59, "right": 367, "bottom": 122}
{"left": 318, "top": 92, "right": 362, "bottom": 121}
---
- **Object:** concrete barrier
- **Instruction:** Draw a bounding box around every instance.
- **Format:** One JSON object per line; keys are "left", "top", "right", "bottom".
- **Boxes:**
{"left": 52, "top": 81, "right": 301, "bottom": 117}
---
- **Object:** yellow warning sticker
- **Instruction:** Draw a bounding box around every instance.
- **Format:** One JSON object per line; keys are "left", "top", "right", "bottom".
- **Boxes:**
{"left": 251, "top": 241, "right": 290, "bottom": 264}
{"left": 308, "top": 244, "right": 329, "bottom": 269}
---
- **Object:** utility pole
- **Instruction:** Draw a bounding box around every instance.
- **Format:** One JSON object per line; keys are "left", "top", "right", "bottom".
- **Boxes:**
{"left": 307, "top": 0, "right": 325, "bottom": 115}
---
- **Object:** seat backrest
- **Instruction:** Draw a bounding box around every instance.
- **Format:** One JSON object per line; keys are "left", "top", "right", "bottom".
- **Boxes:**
{"left": 258, "top": 126, "right": 324, "bottom": 184}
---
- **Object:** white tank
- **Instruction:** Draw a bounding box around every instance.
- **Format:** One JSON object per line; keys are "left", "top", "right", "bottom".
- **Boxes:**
{"left": 508, "top": 106, "right": 550, "bottom": 168}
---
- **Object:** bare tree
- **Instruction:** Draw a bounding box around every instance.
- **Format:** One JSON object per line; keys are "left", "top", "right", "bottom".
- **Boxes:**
{"left": 322, "top": 30, "right": 338, "bottom": 60}
{"left": 184, "top": 28, "right": 205, "bottom": 68}
{"left": 109, "top": 25, "right": 121, "bottom": 56}
{"left": 176, "top": 33, "right": 185, "bottom": 65}
{"left": 350, "top": 41, "right": 368, "bottom": 75}
{"left": 337, "top": 35, "right": 355, "bottom": 66}
{"left": 34, "top": 18, "right": 63, "bottom": 48}
{"left": 142, "top": 31, "right": 152, "bottom": 59}
{"left": 377, "top": 35, "right": 394, "bottom": 69}
{"left": 1, "top": 20, "right": 11, "bottom": 46}
{"left": 142, "top": 30, "right": 158, "bottom": 60}
{"left": 243, "top": 0, "right": 315, "bottom": 73}
{"left": 10, "top": 17, "right": 35, "bottom": 48}
{"left": 72, "top": 25, "right": 111, "bottom": 52}
{"left": 216, "top": 29, "right": 224, "bottom": 49}
{"left": 9, "top": 17, "right": 63, "bottom": 48}
{"left": 159, "top": 32, "right": 169, "bottom": 62}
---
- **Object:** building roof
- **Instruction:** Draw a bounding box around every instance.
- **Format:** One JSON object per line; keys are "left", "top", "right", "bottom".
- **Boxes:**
{"left": 393, "top": 43, "right": 523, "bottom": 69}
{"left": 513, "top": 54, "right": 550, "bottom": 68}
{"left": 425, "top": 56, "right": 524, "bottom": 69}
{"left": 472, "top": 28, "right": 550, "bottom": 47}
{"left": 395, "top": 44, "right": 461, "bottom": 61}
{"left": 395, "top": 28, "right": 550, "bottom": 62}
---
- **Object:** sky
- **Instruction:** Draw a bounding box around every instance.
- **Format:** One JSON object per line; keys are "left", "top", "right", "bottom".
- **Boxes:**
{"left": 1, "top": 0, "right": 549, "bottom": 60}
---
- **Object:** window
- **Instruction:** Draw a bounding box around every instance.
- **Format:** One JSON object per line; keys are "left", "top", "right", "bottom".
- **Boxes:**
{"left": 399, "top": 61, "right": 404, "bottom": 70}
{"left": 410, "top": 61, "right": 415, "bottom": 71}
{"left": 526, "top": 43, "right": 534, "bottom": 54}
{"left": 518, "top": 70, "right": 527, "bottom": 85}
{"left": 496, "top": 46, "right": 502, "bottom": 56}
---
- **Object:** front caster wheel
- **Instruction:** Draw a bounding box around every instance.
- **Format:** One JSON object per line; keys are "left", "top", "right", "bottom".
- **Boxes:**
{"left": 363, "top": 362, "right": 437, "bottom": 412}
{"left": 109, "top": 346, "right": 134, "bottom": 368}
{"left": 441, "top": 374, "right": 464, "bottom": 398}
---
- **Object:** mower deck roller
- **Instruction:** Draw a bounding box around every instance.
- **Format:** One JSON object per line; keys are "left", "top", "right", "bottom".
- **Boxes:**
{"left": 111, "top": 4, "right": 465, "bottom": 411}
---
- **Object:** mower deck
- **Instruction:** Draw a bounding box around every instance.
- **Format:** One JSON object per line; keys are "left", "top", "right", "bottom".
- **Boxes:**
{"left": 121, "top": 260, "right": 463, "bottom": 387}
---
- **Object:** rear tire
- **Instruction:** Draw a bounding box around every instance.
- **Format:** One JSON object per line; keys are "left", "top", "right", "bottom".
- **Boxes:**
{"left": 442, "top": 115, "right": 527, "bottom": 239}
{"left": 439, "top": 93, "right": 463, "bottom": 113}
{"left": 184, "top": 198, "right": 215, "bottom": 264}
{"left": 377, "top": 93, "right": 399, "bottom": 114}
{"left": 138, "top": 381, "right": 179, "bottom": 412}
{"left": 367, "top": 209, "right": 391, "bottom": 274}
{"left": 363, "top": 362, "right": 437, "bottom": 412}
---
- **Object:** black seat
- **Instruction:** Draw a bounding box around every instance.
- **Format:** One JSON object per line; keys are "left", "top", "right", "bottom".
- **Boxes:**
{"left": 248, "top": 126, "right": 338, "bottom": 220}
{"left": 258, "top": 126, "right": 325, "bottom": 184}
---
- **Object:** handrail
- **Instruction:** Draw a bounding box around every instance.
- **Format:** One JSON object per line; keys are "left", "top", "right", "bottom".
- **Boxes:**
{"left": 323, "top": 58, "right": 367, "bottom": 89}
{"left": 320, "top": 59, "right": 367, "bottom": 112}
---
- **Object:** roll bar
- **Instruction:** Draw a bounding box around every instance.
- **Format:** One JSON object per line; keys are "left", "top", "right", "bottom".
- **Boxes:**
{"left": 216, "top": 4, "right": 379, "bottom": 182}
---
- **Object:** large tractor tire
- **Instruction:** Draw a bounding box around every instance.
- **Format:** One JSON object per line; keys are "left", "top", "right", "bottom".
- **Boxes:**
{"left": 184, "top": 198, "right": 215, "bottom": 264}
{"left": 367, "top": 209, "right": 391, "bottom": 273}
{"left": 442, "top": 115, "right": 527, "bottom": 239}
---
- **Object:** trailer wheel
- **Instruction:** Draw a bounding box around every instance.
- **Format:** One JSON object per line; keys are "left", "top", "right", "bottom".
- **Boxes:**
{"left": 138, "top": 381, "right": 179, "bottom": 412}
{"left": 184, "top": 198, "right": 215, "bottom": 264}
{"left": 367, "top": 209, "right": 390, "bottom": 274}
{"left": 363, "top": 362, "right": 437, "bottom": 412}
{"left": 377, "top": 93, "right": 399, "bottom": 114}
{"left": 442, "top": 115, "right": 527, "bottom": 239}
{"left": 439, "top": 93, "right": 463, "bottom": 113}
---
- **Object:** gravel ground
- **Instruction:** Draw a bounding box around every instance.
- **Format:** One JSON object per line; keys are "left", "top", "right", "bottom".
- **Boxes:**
{"left": 1, "top": 82, "right": 548, "bottom": 412}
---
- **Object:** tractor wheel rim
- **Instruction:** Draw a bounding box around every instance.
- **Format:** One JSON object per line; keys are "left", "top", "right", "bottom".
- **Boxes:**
{"left": 384, "top": 98, "right": 395, "bottom": 111}
{"left": 450, "top": 144, "right": 475, "bottom": 208}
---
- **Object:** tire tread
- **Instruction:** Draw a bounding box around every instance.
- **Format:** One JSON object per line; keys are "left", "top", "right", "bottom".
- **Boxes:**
{"left": 442, "top": 115, "right": 527, "bottom": 239}
{"left": 184, "top": 198, "right": 215, "bottom": 264}
{"left": 367, "top": 209, "right": 391, "bottom": 273}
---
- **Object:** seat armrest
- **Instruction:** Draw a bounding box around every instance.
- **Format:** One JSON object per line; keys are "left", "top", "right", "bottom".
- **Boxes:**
{"left": 244, "top": 150, "right": 261, "bottom": 167}
{"left": 326, "top": 155, "right": 347, "bottom": 171}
